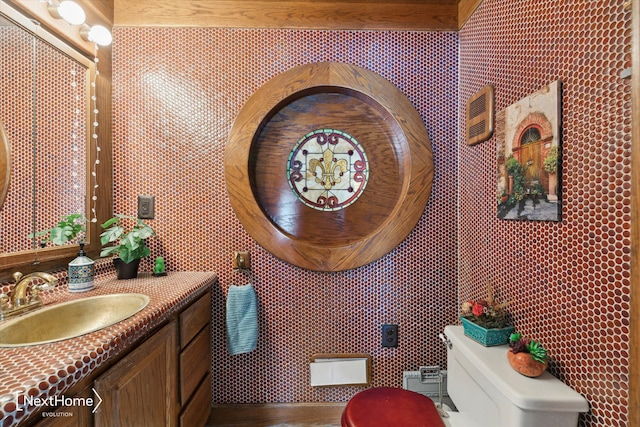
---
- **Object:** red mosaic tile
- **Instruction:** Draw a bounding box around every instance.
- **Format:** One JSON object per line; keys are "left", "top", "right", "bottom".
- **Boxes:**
{"left": 112, "top": 28, "right": 459, "bottom": 404}
{"left": 459, "top": 1, "right": 631, "bottom": 427}
{"left": 3, "top": 2, "right": 627, "bottom": 426}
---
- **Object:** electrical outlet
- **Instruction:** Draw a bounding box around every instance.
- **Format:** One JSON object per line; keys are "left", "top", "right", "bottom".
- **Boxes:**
{"left": 382, "top": 324, "right": 398, "bottom": 347}
{"left": 137, "top": 195, "right": 155, "bottom": 219}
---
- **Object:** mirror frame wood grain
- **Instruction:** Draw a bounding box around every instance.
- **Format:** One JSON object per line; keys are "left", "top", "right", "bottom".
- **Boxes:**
{"left": 0, "top": 120, "right": 9, "bottom": 210}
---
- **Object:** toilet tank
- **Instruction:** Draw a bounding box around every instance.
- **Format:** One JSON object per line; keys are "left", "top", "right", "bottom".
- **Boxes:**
{"left": 444, "top": 325, "right": 589, "bottom": 427}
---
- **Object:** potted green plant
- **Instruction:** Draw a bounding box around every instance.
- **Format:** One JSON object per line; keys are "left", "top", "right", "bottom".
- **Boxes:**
{"left": 543, "top": 146, "right": 558, "bottom": 174}
{"left": 28, "top": 213, "right": 86, "bottom": 246}
{"left": 499, "top": 190, "right": 509, "bottom": 204}
{"left": 100, "top": 214, "right": 156, "bottom": 279}
{"left": 544, "top": 146, "right": 559, "bottom": 201}
{"left": 505, "top": 156, "right": 526, "bottom": 203}
{"left": 535, "top": 182, "right": 544, "bottom": 197}
{"left": 460, "top": 282, "right": 513, "bottom": 346}
{"left": 28, "top": 214, "right": 96, "bottom": 292}
{"left": 505, "top": 156, "right": 520, "bottom": 176}
{"left": 507, "top": 332, "right": 548, "bottom": 377}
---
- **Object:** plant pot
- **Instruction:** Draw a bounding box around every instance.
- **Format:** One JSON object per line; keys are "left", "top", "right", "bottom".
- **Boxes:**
{"left": 460, "top": 317, "right": 515, "bottom": 347}
{"left": 113, "top": 258, "right": 140, "bottom": 280}
{"left": 507, "top": 350, "right": 548, "bottom": 377}
{"left": 548, "top": 172, "right": 558, "bottom": 201}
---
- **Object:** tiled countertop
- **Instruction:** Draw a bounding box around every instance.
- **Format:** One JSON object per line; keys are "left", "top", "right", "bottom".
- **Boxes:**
{"left": 0, "top": 271, "right": 217, "bottom": 426}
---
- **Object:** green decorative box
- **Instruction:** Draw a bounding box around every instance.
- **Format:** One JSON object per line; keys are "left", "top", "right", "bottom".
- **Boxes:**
{"left": 460, "top": 317, "right": 515, "bottom": 347}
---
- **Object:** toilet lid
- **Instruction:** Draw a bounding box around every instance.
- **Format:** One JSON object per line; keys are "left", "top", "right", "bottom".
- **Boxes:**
{"left": 342, "top": 387, "right": 446, "bottom": 427}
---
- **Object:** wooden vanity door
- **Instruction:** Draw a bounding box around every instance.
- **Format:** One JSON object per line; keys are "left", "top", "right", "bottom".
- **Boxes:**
{"left": 94, "top": 322, "right": 179, "bottom": 427}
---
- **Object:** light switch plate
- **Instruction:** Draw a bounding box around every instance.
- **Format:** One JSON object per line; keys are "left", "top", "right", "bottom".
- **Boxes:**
{"left": 137, "top": 195, "right": 155, "bottom": 219}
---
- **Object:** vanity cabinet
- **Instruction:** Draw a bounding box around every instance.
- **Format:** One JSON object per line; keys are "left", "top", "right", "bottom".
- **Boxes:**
{"left": 94, "top": 291, "right": 212, "bottom": 427}
{"left": 33, "top": 290, "right": 212, "bottom": 427}
{"left": 178, "top": 292, "right": 212, "bottom": 427}
{"left": 94, "top": 321, "right": 179, "bottom": 426}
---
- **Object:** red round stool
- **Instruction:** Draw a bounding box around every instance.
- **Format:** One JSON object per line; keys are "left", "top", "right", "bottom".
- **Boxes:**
{"left": 341, "top": 387, "right": 446, "bottom": 427}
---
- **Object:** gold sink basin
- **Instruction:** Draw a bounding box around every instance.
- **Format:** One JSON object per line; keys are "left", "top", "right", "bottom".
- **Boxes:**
{"left": 0, "top": 293, "right": 150, "bottom": 347}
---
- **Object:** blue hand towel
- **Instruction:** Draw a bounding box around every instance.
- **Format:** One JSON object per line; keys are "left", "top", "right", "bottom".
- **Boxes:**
{"left": 226, "top": 284, "right": 258, "bottom": 355}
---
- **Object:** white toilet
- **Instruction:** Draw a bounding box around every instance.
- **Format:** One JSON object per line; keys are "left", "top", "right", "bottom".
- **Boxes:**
{"left": 442, "top": 324, "right": 589, "bottom": 426}
{"left": 342, "top": 325, "right": 589, "bottom": 427}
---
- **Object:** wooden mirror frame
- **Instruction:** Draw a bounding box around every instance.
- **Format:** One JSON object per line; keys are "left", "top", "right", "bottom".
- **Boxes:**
{"left": 0, "top": 120, "right": 10, "bottom": 209}
{"left": 225, "top": 62, "right": 433, "bottom": 271}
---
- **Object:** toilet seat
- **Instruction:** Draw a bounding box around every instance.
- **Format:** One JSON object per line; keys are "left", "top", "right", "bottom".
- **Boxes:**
{"left": 341, "top": 387, "right": 446, "bottom": 427}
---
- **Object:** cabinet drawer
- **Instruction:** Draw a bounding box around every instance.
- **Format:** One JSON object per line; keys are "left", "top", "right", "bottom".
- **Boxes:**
{"left": 179, "top": 372, "right": 211, "bottom": 427}
{"left": 180, "top": 292, "right": 211, "bottom": 348}
{"left": 180, "top": 325, "right": 211, "bottom": 405}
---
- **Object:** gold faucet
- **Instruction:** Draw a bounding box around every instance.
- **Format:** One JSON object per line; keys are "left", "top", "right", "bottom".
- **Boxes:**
{"left": 0, "top": 271, "right": 58, "bottom": 320}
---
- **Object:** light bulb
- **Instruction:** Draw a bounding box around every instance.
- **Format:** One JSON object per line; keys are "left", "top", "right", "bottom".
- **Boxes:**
{"left": 87, "top": 25, "right": 113, "bottom": 46}
{"left": 57, "top": 1, "right": 86, "bottom": 25}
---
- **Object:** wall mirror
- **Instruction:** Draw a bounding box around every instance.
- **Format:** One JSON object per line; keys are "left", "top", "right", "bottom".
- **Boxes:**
{"left": 0, "top": 2, "right": 97, "bottom": 274}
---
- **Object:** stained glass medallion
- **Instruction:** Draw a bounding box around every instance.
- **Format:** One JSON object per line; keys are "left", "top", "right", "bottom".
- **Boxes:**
{"left": 287, "top": 129, "right": 369, "bottom": 211}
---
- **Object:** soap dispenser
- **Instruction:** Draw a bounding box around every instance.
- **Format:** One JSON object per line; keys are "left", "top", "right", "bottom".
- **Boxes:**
{"left": 68, "top": 242, "right": 94, "bottom": 292}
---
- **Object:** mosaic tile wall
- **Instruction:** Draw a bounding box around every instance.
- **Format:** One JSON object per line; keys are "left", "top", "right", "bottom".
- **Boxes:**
{"left": 459, "top": 1, "right": 631, "bottom": 427}
{"left": 112, "top": 28, "right": 459, "bottom": 403}
{"left": 0, "top": 26, "right": 87, "bottom": 253}
{"left": 0, "top": 26, "right": 32, "bottom": 253}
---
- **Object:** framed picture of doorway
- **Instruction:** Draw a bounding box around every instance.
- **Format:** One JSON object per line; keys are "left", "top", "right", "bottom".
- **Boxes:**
{"left": 496, "top": 80, "right": 562, "bottom": 222}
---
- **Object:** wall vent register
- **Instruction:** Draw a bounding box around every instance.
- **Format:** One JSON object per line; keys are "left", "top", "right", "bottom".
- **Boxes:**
{"left": 465, "top": 84, "right": 494, "bottom": 146}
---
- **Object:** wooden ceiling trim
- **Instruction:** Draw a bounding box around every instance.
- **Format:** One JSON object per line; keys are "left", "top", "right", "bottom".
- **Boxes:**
{"left": 114, "top": 0, "right": 458, "bottom": 31}
{"left": 458, "top": 0, "right": 482, "bottom": 28}
{"left": 82, "top": 0, "right": 115, "bottom": 28}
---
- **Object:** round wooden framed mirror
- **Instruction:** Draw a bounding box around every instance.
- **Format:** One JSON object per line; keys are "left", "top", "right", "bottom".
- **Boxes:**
{"left": 225, "top": 62, "right": 433, "bottom": 271}
{"left": 0, "top": 120, "right": 10, "bottom": 209}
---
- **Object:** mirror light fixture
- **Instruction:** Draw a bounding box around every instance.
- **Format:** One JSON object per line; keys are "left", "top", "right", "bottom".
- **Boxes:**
{"left": 46, "top": 0, "right": 113, "bottom": 47}
{"left": 47, "top": 0, "right": 85, "bottom": 26}
{"left": 80, "top": 24, "right": 112, "bottom": 46}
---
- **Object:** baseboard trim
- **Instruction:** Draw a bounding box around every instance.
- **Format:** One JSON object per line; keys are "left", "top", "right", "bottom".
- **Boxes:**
{"left": 208, "top": 402, "right": 346, "bottom": 426}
